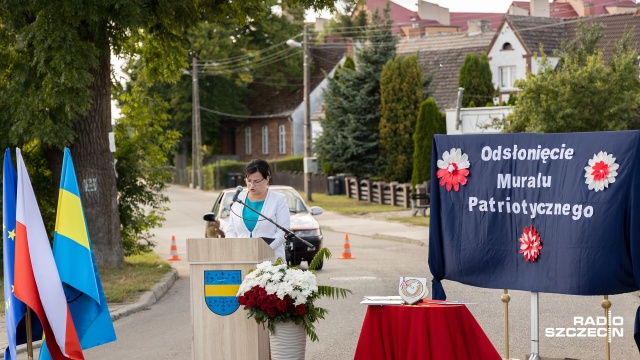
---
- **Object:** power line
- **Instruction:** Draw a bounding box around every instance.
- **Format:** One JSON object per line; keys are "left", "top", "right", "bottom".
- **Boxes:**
{"left": 199, "top": 105, "right": 290, "bottom": 119}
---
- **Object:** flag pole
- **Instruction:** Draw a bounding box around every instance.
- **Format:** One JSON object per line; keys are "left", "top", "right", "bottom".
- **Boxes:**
{"left": 26, "top": 307, "right": 34, "bottom": 360}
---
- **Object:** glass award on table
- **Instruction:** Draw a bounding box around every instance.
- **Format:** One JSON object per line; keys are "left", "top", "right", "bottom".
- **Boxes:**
{"left": 398, "top": 277, "right": 428, "bottom": 305}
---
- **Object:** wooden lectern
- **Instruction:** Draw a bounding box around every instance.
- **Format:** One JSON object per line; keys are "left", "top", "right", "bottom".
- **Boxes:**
{"left": 187, "top": 238, "right": 273, "bottom": 360}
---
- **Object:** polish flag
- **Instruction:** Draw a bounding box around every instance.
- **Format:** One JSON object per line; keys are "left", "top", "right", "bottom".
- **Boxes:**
{"left": 13, "top": 149, "right": 83, "bottom": 359}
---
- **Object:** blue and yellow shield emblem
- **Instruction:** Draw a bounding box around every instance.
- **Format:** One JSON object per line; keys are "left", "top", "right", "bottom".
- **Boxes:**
{"left": 204, "top": 270, "right": 241, "bottom": 316}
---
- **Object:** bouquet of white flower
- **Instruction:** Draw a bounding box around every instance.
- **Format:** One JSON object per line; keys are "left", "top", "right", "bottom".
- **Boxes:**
{"left": 237, "top": 249, "right": 350, "bottom": 341}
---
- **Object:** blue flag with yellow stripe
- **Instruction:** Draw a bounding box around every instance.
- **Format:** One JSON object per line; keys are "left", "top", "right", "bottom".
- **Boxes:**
{"left": 3, "top": 148, "right": 42, "bottom": 360}
{"left": 39, "top": 148, "right": 116, "bottom": 360}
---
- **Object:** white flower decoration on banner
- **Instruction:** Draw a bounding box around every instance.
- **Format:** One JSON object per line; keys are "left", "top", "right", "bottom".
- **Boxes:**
{"left": 436, "top": 148, "right": 470, "bottom": 191}
{"left": 584, "top": 151, "right": 619, "bottom": 192}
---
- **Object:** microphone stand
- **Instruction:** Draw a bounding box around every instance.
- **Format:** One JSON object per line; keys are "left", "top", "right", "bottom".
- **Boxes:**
{"left": 234, "top": 197, "right": 315, "bottom": 265}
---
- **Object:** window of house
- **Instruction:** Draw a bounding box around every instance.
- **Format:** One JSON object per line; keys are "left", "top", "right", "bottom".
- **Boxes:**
{"left": 502, "top": 42, "right": 513, "bottom": 50}
{"left": 499, "top": 66, "right": 516, "bottom": 88}
{"left": 261, "top": 125, "right": 269, "bottom": 155}
{"left": 278, "top": 124, "right": 286, "bottom": 154}
{"left": 245, "top": 126, "right": 252, "bottom": 155}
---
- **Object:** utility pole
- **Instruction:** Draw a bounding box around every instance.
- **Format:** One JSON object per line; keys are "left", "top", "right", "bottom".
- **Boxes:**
{"left": 192, "top": 56, "right": 202, "bottom": 189}
{"left": 303, "top": 25, "right": 313, "bottom": 202}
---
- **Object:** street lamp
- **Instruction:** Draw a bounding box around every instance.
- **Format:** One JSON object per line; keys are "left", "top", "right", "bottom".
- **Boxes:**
{"left": 288, "top": 25, "right": 313, "bottom": 202}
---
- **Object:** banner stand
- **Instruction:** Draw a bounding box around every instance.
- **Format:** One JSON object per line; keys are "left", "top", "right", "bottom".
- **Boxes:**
{"left": 501, "top": 289, "right": 511, "bottom": 359}
{"left": 529, "top": 292, "right": 540, "bottom": 360}
{"left": 601, "top": 295, "right": 611, "bottom": 360}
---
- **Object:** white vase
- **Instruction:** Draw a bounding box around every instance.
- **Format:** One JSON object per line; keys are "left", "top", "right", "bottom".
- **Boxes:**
{"left": 269, "top": 322, "right": 307, "bottom": 360}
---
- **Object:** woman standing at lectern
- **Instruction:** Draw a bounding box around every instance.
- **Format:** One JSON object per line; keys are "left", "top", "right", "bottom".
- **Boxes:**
{"left": 223, "top": 159, "right": 291, "bottom": 263}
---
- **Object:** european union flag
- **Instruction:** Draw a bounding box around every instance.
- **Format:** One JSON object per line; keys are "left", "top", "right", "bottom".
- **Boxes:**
{"left": 39, "top": 148, "right": 116, "bottom": 360}
{"left": 3, "top": 149, "right": 42, "bottom": 360}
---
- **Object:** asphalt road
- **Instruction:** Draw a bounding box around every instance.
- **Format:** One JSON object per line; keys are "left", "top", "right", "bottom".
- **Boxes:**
{"left": 62, "top": 186, "right": 640, "bottom": 359}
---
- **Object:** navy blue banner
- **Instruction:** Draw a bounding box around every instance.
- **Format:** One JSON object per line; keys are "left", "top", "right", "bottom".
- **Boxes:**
{"left": 429, "top": 131, "right": 640, "bottom": 299}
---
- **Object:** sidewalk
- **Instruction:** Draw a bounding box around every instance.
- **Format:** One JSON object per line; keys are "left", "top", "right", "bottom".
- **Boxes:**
{"left": 3, "top": 211, "right": 425, "bottom": 358}
{"left": 319, "top": 210, "right": 429, "bottom": 247}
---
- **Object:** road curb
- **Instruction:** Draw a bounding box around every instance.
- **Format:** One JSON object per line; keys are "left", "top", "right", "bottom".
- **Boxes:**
{"left": 110, "top": 267, "right": 179, "bottom": 321}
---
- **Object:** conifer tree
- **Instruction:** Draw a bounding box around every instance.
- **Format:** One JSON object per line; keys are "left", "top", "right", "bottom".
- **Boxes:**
{"left": 412, "top": 98, "right": 446, "bottom": 187}
{"left": 458, "top": 52, "right": 495, "bottom": 107}
{"left": 379, "top": 54, "right": 423, "bottom": 182}
{"left": 316, "top": 5, "right": 397, "bottom": 177}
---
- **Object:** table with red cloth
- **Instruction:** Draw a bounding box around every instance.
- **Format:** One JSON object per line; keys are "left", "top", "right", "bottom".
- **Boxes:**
{"left": 354, "top": 300, "right": 501, "bottom": 360}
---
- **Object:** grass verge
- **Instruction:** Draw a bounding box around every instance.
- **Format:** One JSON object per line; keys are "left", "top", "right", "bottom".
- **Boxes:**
{"left": 305, "top": 193, "right": 430, "bottom": 227}
{"left": 306, "top": 193, "right": 407, "bottom": 214}
{"left": 0, "top": 253, "right": 172, "bottom": 312}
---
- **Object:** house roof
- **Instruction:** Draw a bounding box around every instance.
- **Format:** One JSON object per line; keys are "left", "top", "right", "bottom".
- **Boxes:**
{"left": 495, "top": 15, "right": 566, "bottom": 55}
{"left": 363, "top": 0, "right": 420, "bottom": 34}
{"left": 449, "top": 12, "right": 505, "bottom": 31}
{"left": 417, "top": 44, "right": 492, "bottom": 110}
{"left": 511, "top": 1, "right": 579, "bottom": 18}
{"left": 397, "top": 31, "right": 495, "bottom": 54}
{"left": 563, "top": 12, "right": 640, "bottom": 64}
{"left": 581, "top": 0, "right": 637, "bottom": 15}
{"left": 245, "top": 43, "right": 345, "bottom": 117}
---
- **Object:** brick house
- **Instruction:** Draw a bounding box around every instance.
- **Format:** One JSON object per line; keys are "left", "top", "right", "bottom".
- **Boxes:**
{"left": 218, "top": 43, "right": 346, "bottom": 163}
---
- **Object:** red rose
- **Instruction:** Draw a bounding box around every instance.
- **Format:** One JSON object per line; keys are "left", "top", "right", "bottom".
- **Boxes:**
{"left": 267, "top": 298, "right": 276, "bottom": 307}
{"left": 267, "top": 308, "right": 277, "bottom": 318}
{"left": 261, "top": 304, "right": 269, "bottom": 311}
{"left": 285, "top": 295, "right": 294, "bottom": 304}
{"left": 246, "top": 299, "right": 255, "bottom": 308}
{"left": 295, "top": 304, "right": 306, "bottom": 315}
{"left": 276, "top": 300, "right": 287, "bottom": 311}
{"left": 238, "top": 296, "right": 246, "bottom": 305}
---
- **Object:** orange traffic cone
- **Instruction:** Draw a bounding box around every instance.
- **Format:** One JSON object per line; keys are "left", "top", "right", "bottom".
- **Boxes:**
{"left": 167, "top": 235, "right": 182, "bottom": 261}
{"left": 338, "top": 233, "right": 355, "bottom": 259}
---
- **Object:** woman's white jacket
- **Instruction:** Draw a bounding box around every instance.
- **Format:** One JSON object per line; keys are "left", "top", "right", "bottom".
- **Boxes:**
{"left": 223, "top": 189, "right": 290, "bottom": 262}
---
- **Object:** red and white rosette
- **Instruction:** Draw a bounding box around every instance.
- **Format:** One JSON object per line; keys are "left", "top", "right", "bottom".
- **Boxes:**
{"left": 436, "top": 148, "right": 470, "bottom": 192}
{"left": 519, "top": 226, "right": 542, "bottom": 262}
{"left": 584, "top": 151, "right": 618, "bottom": 192}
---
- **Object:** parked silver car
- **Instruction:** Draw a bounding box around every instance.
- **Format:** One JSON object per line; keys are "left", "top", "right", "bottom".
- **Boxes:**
{"left": 202, "top": 185, "right": 324, "bottom": 269}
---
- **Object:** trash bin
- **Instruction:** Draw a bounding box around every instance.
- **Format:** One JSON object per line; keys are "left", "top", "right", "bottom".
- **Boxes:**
{"left": 335, "top": 173, "right": 353, "bottom": 195}
{"left": 226, "top": 173, "right": 242, "bottom": 188}
{"left": 327, "top": 176, "right": 336, "bottom": 195}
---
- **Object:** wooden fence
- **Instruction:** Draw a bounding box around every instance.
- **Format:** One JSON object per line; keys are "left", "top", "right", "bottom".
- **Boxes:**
{"left": 344, "top": 177, "right": 429, "bottom": 209}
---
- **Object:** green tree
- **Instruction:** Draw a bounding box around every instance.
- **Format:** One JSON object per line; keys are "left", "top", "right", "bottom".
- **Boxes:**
{"left": 412, "top": 98, "right": 446, "bottom": 187}
{"left": 379, "top": 54, "right": 423, "bottom": 182}
{"left": 115, "top": 85, "right": 180, "bottom": 256}
{"left": 506, "top": 24, "right": 640, "bottom": 133}
{"left": 458, "top": 53, "right": 495, "bottom": 108}
{"left": 0, "top": 0, "right": 336, "bottom": 266}
{"left": 318, "top": 0, "right": 368, "bottom": 41}
{"left": 315, "top": 5, "right": 397, "bottom": 177}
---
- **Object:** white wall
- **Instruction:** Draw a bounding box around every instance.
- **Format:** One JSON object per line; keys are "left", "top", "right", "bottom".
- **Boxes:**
{"left": 445, "top": 106, "right": 512, "bottom": 134}
{"left": 488, "top": 22, "right": 528, "bottom": 93}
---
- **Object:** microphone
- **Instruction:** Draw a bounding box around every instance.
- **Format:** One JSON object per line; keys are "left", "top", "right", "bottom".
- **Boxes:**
{"left": 231, "top": 185, "right": 243, "bottom": 203}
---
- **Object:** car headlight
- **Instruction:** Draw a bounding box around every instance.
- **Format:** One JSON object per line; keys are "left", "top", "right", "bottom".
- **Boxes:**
{"left": 294, "top": 229, "right": 320, "bottom": 237}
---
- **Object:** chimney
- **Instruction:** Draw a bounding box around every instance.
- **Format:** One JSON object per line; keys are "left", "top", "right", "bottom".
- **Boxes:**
{"left": 584, "top": 3, "right": 594, "bottom": 16}
{"left": 530, "top": 0, "right": 550, "bottom": 17}
{"left": 467, "top": 20, "right": 491, "bottom": 35}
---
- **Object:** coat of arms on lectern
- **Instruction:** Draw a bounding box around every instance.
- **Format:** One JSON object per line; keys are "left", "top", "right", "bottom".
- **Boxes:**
{"left": 399, "top": 277, "right": 428, "bottom": 305}
{"left": 204, "top": 270, "right": 241, "bottom": 315}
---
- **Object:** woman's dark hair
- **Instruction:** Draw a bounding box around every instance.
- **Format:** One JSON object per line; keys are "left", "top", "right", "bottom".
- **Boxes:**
{"left": 245, "top": 159, "right": 271, "bottom": 180}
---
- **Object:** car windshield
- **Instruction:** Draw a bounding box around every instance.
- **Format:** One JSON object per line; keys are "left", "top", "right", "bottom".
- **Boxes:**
{"left": 275, "top": 189, "right": 308, "bottom": 214}
{"left": 219, "top": 188, "right": 308, "bottom": 218}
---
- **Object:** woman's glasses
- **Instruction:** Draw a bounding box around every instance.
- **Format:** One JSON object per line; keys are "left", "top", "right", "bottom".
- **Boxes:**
{"left": 245, "top": 178, "right": 266, "bottom": 186}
